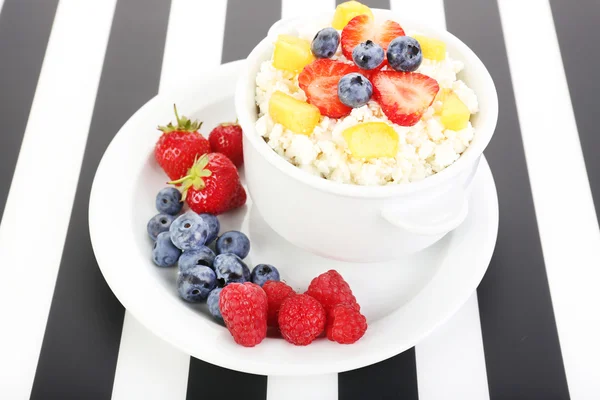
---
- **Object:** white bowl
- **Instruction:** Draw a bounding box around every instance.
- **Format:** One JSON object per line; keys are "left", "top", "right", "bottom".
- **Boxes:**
{"left": 235, "top": 10, "right": 498, "bottom": 262}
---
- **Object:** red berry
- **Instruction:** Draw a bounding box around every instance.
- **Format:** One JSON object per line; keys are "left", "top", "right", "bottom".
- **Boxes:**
{"left": 298, "top": 59, "right": 359, "bottom": 118}
{"left": 155, "top": 105, "right": 211, "bottom": 180}
{"left": 372, "top": 70, "right": 439, "bottom": 126}
{"left": 341, "top": 15, "right": 405, "bottom": 61}
{"left": 305, "top": 270, "right": 359, "bottom": 313}
{"left": 278, "top": 294, "right": 326, "bottom": 346}
{"left": 326, "top": 304, "right": 368, "bottom": 344}
{"left": 263, "top": 281, "right": 296, "bottom": 327}
{"left": 169, "top": 153, "right": 245, "bottom": 215}
{"left": 209, "top": 123, "right": 244, "bottom": 167}
{"left": 219, "top": 282, "right": 268, "bottom": 347}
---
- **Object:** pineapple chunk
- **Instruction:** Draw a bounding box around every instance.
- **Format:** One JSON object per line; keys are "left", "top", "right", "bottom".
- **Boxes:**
{"left": 342, "top": 122, "right": 398, "bottom": 159}
{"left": 269, "top": 91, "right": 321, "bottom": 135}
{"left": 413, "top": 34, "right": 446, "bottom": 61}
{"left": 439, "top": 91, "right": 470, "bottom": 131}
{"left": 273, "top": 35, "right": 315, "bottom": 72}
{"left": 332, "top": 1, "right": 374, "bottom": 30}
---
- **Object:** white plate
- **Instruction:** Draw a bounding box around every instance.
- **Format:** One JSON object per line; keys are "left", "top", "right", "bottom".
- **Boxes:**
{"left": 89, "top": 61, "right": 499, "bottom": 376}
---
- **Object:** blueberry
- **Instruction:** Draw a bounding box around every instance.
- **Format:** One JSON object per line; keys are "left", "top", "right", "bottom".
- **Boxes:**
{"left": 207, "top": 288, "right": 223, "bottom": 320}
{"left": 213, "top": 254, "right": 250, "bottom": 285}
{"left": 169, "top": 211, "right": 210, "bottom": 251}
{"left": 147, "top": 213, "right": 176, "bottom": 241}
{"left": 352, "top": 40, "right": 385, "bottom": 70}
{"left": 387, "top": 36, "right": 422, "bottom": 72}
{"left": 152, "top": 231, "right": 181, "bottom": 267}
{"left": 311, "top": 27, "right": 340, "bottom": 58}
{"left": 178, "top": 246, "right": 216, "bottom": 273}
{"left": 198, "top": 213, "right": 220, "bottom": 245}
{"left": 155, "top": 187, "right": 183, "bottom": 215}
{"left": 177, "top": 265, "right": 217, "bottom": 302}
{"left": 250, "top": 264, "right": 280, "bottom": 287}
{"left": 216, "top": 231, "right": 250, "bottom": 259}
{"left": 337, "top": 73, "right": 373, "bottom": 108}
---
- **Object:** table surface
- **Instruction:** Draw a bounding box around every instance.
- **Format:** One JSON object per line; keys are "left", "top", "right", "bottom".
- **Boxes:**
{"left": 0, "top": 0, "right": 599, "bottom": 399}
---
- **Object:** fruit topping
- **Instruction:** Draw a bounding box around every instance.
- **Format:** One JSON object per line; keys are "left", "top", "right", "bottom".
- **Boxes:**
{"left": 169, "top": 211, "right": 211, "bottom": 251}
{"left": 438, "top": 89, "right": 470, "bottom": 131}
{"left": 177, "top": 265, "right": 217, "bottom": 302}
{"left": 273, "top": 34, "right": 315, "bottom": 72}
{"left": 278, "top": 294, "right": 326, "bottom": 346}
{"left": 263, "top": 280, "right": 295, "bottom": 327}
{"left": 220, "top": 282, "right": 268, "bottom": 347}
{"left": 198, "top": 213, "right": 220, "bottom": 245}
{"left": 298, "top": 59, "right": 359, "bottom": 118}
{"left": 155, "top": 187, "right": 183, "bottom": 215}
{"left": 352, "top": 40, "right": 385, "bottom": 70}
{"left": 332, "top": 1, "right": 374, "bottom": 30}
{"left": 178, "top": 246, "right": 216, "bottom": 273}
{"left": 213, "top": 253, "right": 251, "bottom": 285}
{"left": 341, "top": 14, "right": 405, "bottom": 60}
{"left": 342, "top": 122, "right": 398, "bottom": 159}
{"left": 216, "top": 230, "right": 251, "bottom": 259}
{"left": 371, "top": 70, "right": 440, "bottom": 126}
{"left": 269, "top": 91, "right": 321, "bottom": 135}
{"left": 152, "top": 231, "right": 182, "bottom": 267}
{"left": 337, "top": 72, "right": 373, "bottom": 108}
{"left": 305, "top": 269, "right": 359, "bottom": 313}
{"left": 207, "top": 287, "right": 223, "bottom": 321}
{"left": 326, "top": 304, "right": 368, "bottom": 344}
{"left": 169, "top": 153, "right": 246, "bottom": 215}
{"left": 147, "top": 213, "right": 175, "bottom": 241}
{"left": 251, "top": 264, "right": 280, "bottom": 287}
{"left": 387, "top": 36, "right": 423, "bottom": 72}
{"left": 311, "top": 27, "right": 340, "bottom": 59}
{"left": 208, "top": 122, "right": 244, "bottom": 167}
{"left": 412, "top": 34, "right": 446, "bottom": 61}
{"left": 155, "top": 105, "right": 211, "bottom": 180}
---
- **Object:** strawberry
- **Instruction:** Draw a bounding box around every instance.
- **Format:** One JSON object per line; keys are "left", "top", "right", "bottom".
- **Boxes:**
{"left": 169, "top": 153, "right": 246, "bottom": 215}
{"left": 298, "top": 59, "right": 359, "bottom": 118}
{"left": 341, "top": 14, "right": 405, "bottom": 61}
{"left": 209, "top": 122, "right": 244, "bottom": 167}
{"left": 155, "top": 105, "right": 211, "bottom": 180}
{"left": 371, "top": 70, "right": 440, "bottom": 126}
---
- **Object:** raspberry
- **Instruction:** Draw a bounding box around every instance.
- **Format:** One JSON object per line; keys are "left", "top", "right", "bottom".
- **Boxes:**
{"left": 262, "top": 280, "right": 295, "bottom": 327}
{"left": 326, "top": 304, "right": 368, "bottom": 344}
{"left": 305, "top": 270, "right": 359, "bottom": 313}
{"left": 219, "top": 282, "right": 268, "bottom": 347}
{"left": 278, "top": 294, "right": 326, "bottom": 346}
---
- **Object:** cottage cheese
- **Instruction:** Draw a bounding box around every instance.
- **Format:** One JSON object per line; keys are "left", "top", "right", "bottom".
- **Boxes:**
{"left": 255, "top": 29, "right": 478, "bottom": 186}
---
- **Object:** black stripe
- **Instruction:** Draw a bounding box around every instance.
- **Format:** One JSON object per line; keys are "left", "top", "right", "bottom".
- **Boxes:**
{"left": 336, "top": 0, "right": 419, "bottom": 398}
{"left": 444, "top": 0, "right": 570, "bottom": 398}
{"left": 0, "top": 0, "right": 58, "bottom": 222}
{"left": 339, "top": 349, "right": 419, "bottom": 400}
{"left": 185, "top": 0, "right": 279, "bottom": 398}
{"left": 549, "top": 0, "right": 600, "bottom": 224}
{"left": 30, "top": 0, "right": 171, "bottom": 398}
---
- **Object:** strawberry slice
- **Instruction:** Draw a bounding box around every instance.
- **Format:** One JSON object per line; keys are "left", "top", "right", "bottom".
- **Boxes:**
{"left": 298, "top": 59, "right": 359, "bottom": 118}
{"left": 371, "top": 71, "right": 440, "bottom": 126}
{"left": 341, "top": 15, "right": 405, "bottom": 60}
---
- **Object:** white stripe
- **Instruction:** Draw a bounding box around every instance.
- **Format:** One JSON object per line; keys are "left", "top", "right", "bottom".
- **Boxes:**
{"left": 267, "top": 374, "right": 338, "bottom": 400}
{"left": 282, "top": 0, "right": 335, "bottom": 19}
{"left": 111, "top": 1, "right": 227, "bottom": 399}
{"left": 0, "top": 1, "right": 116, "bottom": 398}
{"left": 498, "top": 0, "right": 600, "bottom": 397}
{"left": 391, "top": 1, "right": 491, "bottom": 399}
{"left": 0, "top": 0, "right": 6, "bottom": 17}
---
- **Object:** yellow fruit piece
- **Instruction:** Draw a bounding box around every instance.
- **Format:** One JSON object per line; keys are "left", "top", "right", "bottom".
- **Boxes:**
{"left": 343, "top": 122, "right": 398, "bottom": 159}
{"left": 413, "top": 34, "right": 446, "bottom": 61}
{"left": 332, "top": 1, "right": 374, "bottom": 30}
{"left": 273, "top": 35, "right": 315, "bottom": 72}
{"left": 269, "top": 91, "right": 321, "bottom": 135}
{"left": 439, "top": 91, "right": 470, "bottom": 131}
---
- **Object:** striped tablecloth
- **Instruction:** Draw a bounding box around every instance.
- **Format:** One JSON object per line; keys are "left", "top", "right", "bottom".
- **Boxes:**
{"left": 0, "top": 0, "right": 598, "bottom": 399}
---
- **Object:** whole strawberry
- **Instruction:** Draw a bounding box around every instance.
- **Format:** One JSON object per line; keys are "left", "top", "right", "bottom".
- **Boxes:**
{"left": 326, "top": 304, "right": 367, "bottom": 344}
{"left": 155, "top": 105, "right": 211, "bottom": 180}
{"left": 305, "top": 270, "right": 359, "bottom": 313}
{"left": 169, "top": 153, "right": 246, "bottom": 215}
{"left": 209, "top": 122, "right": 244, "bottom": 167}
{"left": 278, "top": 294, "right": 326, "bottom": 346}
{"left": 263, "top": 280, "right": 295, "bottom": 327}
{"left": 219, "top": 282, "right": 268, "bottom": 347}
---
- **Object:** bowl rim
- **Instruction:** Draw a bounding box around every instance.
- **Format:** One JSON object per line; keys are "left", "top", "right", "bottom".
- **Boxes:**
{"left": 235, "top": 9, "right": 499, "bottom": 199}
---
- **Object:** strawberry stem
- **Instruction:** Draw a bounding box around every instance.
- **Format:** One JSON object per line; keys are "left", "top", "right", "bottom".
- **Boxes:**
{"left": 168, "top": 154, "right": 212, "bottom": 201}
{"left": 157, "top": 104, "right": 203, "bottom": 134}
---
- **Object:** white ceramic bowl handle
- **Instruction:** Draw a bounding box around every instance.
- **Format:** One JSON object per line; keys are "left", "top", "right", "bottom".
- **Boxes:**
{"left": 381, "top": 188, "right": 469, "bottom": 236}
